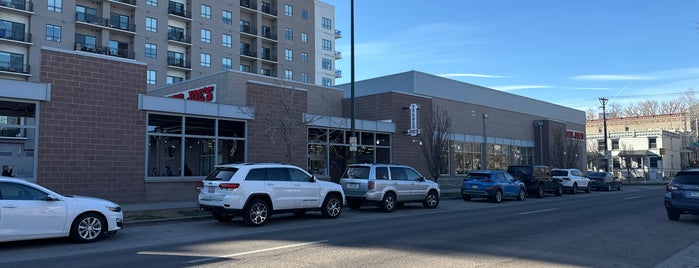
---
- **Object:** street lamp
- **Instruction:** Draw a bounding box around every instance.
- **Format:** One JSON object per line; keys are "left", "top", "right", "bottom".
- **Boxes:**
{"left": 481, "top": 113, "right": 488, "bottom": 170}
{"left": 599, "top": 97, "right": 609, "bottom": 172}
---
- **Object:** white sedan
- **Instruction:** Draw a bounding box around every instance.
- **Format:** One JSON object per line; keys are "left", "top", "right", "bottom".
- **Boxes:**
{"left": 551, "top": 168, "right": 591, "bottom": 194}
{"left": 0, "top": 177, "right": 123, "bottom": 243}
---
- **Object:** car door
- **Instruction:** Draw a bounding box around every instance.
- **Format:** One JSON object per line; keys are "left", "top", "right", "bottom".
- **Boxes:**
{"left": 501, "top": 172, "right": 519, "bottom": 196}
{"left": 289, "top": 167, "right": 321, "bottom": 208}
{"left": 404, "top": 167, "right": 428, "bottom": 200}
{"left": 389, "top": 167, "right": 412, "bottom": 201}
{"left": 0, "top": 182, "right": 67, "bottom": 240}
{"left": 260, "top": 168, "right": 295, "bottom": 210}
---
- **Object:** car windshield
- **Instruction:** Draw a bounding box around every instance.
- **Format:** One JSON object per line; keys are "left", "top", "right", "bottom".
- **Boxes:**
{"left": 508, "top": 167, "right": 532, "bottom": 176}
{"left": 466, "top": 173, "right": 491, "bottom": 180}
{"left": 588, "top": 172, "right": 607, "bottom": 177}
{"left": 674, "top": 173, "right": 699, "bottom": 184}
{"left": 343, "top": 166, "right": 370, "bottom": 179}
{"left": 551, "top": 170, "right": 568, "bottom": 176}
{"left": 204, "top": 167, "right": 238, "bottom": 181}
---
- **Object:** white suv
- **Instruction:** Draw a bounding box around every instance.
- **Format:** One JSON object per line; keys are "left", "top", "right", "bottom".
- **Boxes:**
{"left": 551, "top": 168, "right": 591, "bottom": 194}
{"left": 339, "top": 164, "right": 440, "bottom": 212}
{"left": 198, "top": 163, "right": 345, "bottom": 227}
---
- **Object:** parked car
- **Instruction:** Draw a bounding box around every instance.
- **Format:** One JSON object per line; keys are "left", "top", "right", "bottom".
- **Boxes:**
{"left": 0, "top": 177, "right": 123, "bottom": 243}
{"left": 461, "top": 170, "right": 526, "bottom": 203}
{"left": 664, "top": 169, "right": 699, "bottom": 221}
{"left": 339, "top": 164, "right": 440, "bottom": 212}
{"left": 507, "top": 165, "right": 563, "bottom": 198}
{"left": 587, "top": 172, "right": 622, "bottom": 191}
{"left": 551, "top": 168, "right": 591, "bottom": 194}
{"left": 198, "top": 163, "right": 345, "bottom": 227}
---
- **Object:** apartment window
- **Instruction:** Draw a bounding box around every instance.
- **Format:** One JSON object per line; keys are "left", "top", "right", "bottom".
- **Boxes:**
{"left": 146, "top": 17, "right": 157, "bottom": 32}
{"left": 261, "top": 47, "right": 271, "bottom": 60}
{"left": 322, "top": 39, "right": 332, "bottom": 51}
{"left": 284, "top": 4, "right": 292, "bottom": 16}
{"left": 147, "top": 70, "right": 156, "bottom": 85}
{"left": 648, "top": 138, "right": 657, "bottom": 149}
{"left": 260, "top": 68, "right": 271, "bottom": 76}
{"left": 110, "top": 13, "right": 130, "bottom": 31}
{"left": 76, "top": 6, "right": 97, "bottom": 23}
{"left": 0, "top": 51, "right": 24, "bottom": 72}
{"left": 261, "top": 26, "right": 272, "bottom": 39}
{"left": 301, "top": 72, "right": 308, "bottom": 83}
{"left": 75, "top": 33, "right": 96, "bottom": 50}
{"left": 301, "top": 32, "right": 307, "bottom": 42}
{"left": 146, "top": 0, "right": 157, "bottom": 6}
{"left": 240, "top": 20, "right": 251, "bottom": 33}
{"left": 167, "top": 76, "right": 184, "bottom": 85}
{"left": 301, "top": 52, "right": 308, "bottom": 63}
{"left": 168, "top": 26, "right": 185, "bottom": 42}
{"left": 222, "top": 57, "right": 232, "bottom": 70}
{"left": 48, "top": 0, "right": 62, "bottom": 12}
{"left": 145, "top": 43, "right": 157, "bottom": 58}
{"left": 201, "top": 29, "right": 211, "bottom": 43}
{"left": 109, "top": 40, "right": 128, "bottom": 57}
{"left": 285, "top": 49, "right": 293, "bottom": 61}
{"left": 222, "top": 10, "right": 232, "bottom": 24}
{"left": 285, "top": 28, "right": 293, "bottom": 40}
{"left": 612, "top": 139, "right": 619, "bottom": 150}
{"left": 201, "top": 53, "right": 211, "bottom": 67}
{"left": 240, "top": 64, "right": 251, "bottom": 72}
{"left": 625, "top": 126, "right": 630, "bottom": 131}
{"left": 201, "top": 5, "right": 211, "bottom": 19}
{"left": 168, "top": 51, "right": 184, "bottom": 67}
{"left": 322, "top": 77, "right": 332, "bottom": 86}
{"left": 597, "top": 140, "right": 605, "bottom": 151}
{"left": 301, "top": 9, "right": 308, "bottom": 20}
{"left": 240, "top": 42, "right": 251, "bottom": 55}
{"left": 45, "top": 25, "right": 61, "bottom": 42}
{"left": 222, "top": 34, "right": 232, "bottom": 47}
{"left": 322, "top": 58, "right": 332, "bottom": 70}
{"left": 284, "top": 70, "right": 293, "bottom": 80}
{"left": 322, "top": 17, "right": 332, "bottom": 30}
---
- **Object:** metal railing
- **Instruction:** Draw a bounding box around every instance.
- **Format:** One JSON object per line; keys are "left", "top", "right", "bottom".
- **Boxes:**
{"left": 0, "top": 31, "right": 31, "bottom": 43}
{"left": 0, "top": 0, "right": 32, "bottom": 12}
{"left": 167, "top": 57, "right": 191, "bottom": 69}
{"left": 74, "top": 43, "right": 135, "bottom": 59}
{"left": 167, "top": 32, "right": 191, "bottom": 43}
{"left": 0, "top": 63, "right": 29, "bottom": 74}
{"left": 75, "top": 13, "right": 136, "bottom": 32}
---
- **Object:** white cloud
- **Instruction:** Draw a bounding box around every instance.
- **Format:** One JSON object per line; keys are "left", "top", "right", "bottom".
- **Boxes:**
{"left": 570, "top": 75, "right": 654, "bottom": 81}
{"left": 439, "top": 73, "right": 507, "bottom": 79}
{"left": 491, "top": 85, "right": 553, "bottom": 91}
{"left": 569, "top": 67, "right": 699, "bottom": 81}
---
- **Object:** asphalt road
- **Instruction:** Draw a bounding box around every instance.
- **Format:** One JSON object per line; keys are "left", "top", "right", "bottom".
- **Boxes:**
{"left": 1, "top": 185, "right": 697, "bottom": 267}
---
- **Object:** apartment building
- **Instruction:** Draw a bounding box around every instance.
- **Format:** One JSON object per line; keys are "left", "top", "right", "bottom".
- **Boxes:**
{"left": 0, "top": 0, "right": 341, "bottom": 89}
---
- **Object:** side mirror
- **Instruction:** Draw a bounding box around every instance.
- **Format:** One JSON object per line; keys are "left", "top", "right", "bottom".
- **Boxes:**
{"left": 44, "top": 195, "right": 60, "bottom": 201}
{"left": 419, "top": 177, "right": 426, "bottom": 182}
{"left": 309, "top": 176, "right": 316, "bottom": 182}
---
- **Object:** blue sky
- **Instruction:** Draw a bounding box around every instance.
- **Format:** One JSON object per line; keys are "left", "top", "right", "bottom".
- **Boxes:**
{"left": 324, "top": 0, "right": 699, "bottom": 112}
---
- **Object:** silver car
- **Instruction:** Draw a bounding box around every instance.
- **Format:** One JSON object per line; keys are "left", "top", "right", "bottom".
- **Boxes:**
{"left": 339, "top": 164, "right": 440, "bottom": 212}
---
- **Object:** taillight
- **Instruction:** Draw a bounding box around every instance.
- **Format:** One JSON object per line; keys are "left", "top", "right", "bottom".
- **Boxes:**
{"left": 368, "top": 181, "right": 375, "bottom": 190}
{"left": 667, "top": 184, "right": 679, "bottom": 192}
{"left": 194, "top": 181, "right": 203, "bottom": 192}
{"left": 219, "top": 183, "right": 240, "bottom": 190}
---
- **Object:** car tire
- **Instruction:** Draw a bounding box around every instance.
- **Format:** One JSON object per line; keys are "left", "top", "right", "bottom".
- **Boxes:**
{"left": 380, "top": 192, "right": 396, "bottom": 212}
{"left": 617, "top": 183, "right": 623, "bottom": 191}
{"left": 321, "top": 194, "right": 343, "bottom": 218}
{"left": 243, "top": 198, "right": 269, "bottom": 227}
{"left": 555, "top": 184, "right": 563, "bottom": 196}
{"left": 667, "top": 209, "right": 681, "bottom": 221}
{"left": 571, "top": 184, "right": 578, "bottom": 195}
{"left": 585, "top": 183, "right": 591, "bottom": 193}
{"left": 492, "top": 190, "right": 503, "bottom": 203}
{"left": 462, "top": 195, "right": 472, "bottom": 201}
{"left": 422, "top": 190, "right": 440, "bottom": 209}
{"left": 536, "top": 184, "right": 545, "bottom": 198}
{"left": 516, "top": 188, "right": 526, "bottom": 201}
{"left": 347, "top": 200, "right": 363, "bottom": 210}
{"left": 70, "top": 213, "right": 105, "bottom": 243}
{"left": 606, "top": 183, "right": 612, "bottom": 191}
{"left": 213, "top": 213, "right": 234, "bottom": 222}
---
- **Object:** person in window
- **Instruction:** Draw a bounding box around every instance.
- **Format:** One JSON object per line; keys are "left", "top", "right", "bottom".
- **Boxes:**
{"left": 2, "top": 165, "right": 13, "bottom": 177}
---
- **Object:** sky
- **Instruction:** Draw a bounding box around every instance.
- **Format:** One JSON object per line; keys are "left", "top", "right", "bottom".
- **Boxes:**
{"left": 323, "top": 0, "right": 699, "bottom": 112}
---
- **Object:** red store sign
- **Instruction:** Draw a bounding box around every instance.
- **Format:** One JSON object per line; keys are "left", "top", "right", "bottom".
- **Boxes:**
{"left": 566, "top": 130, "right": 585, "bottom": 140}
{"left": 167, "top": 85, "right": 216, "bottom": 102}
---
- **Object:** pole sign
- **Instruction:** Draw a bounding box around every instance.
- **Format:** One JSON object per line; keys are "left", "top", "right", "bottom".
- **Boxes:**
{"left": 349, "top": 136, "right": 357, "bottom": 152}
{"left": 407, "top": 103, "right": 421, "bottom": 137}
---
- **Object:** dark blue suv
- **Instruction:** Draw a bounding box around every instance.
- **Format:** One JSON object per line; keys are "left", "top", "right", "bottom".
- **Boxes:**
{"left": 462, "top": 170, "right": 526, "bottom": 203}
{"left": 664, "top": 169, "right": 699, "bottom": 221}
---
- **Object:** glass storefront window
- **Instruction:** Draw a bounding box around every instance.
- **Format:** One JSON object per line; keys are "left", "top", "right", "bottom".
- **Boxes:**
{"left": 217, "top": 139, "right": 245, "bottom": 165}
{"left": 376, "top": 133, "right": 390, "bottom": 146}
{"left": 148, "top": 114, "right": 182, "bottom": 134}
{"left": 308, "top": 128, "right": 327, "bottom": 143}
{"left": 148, "top": 135, "right": 182, "bottom": 176}
{"left": 218, "top": 119, "right": 245, "bottom": 138}
{"left": 361, "top": 132, "right": 374, "bottom": 145}
{"left": 186, "top": 117, "right": 215, "bottom": 136}
{"left": 0, "top": 101, "right": 36, "bottom": 179}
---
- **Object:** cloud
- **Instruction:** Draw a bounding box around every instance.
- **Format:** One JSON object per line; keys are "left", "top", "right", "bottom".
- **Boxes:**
{"left": 491, "top": 85, "right": 553, "bottom": 91}
{"left": 562, "top": 87, "right": 612, "bottom": 91}
{"left": 439, "top": 73, "right": 507, "bottom": 79}
{"left": 570, "top": 75, "right": 654, "bottom": 81}
{"left": 569, "top": 67, "right": 699, "bottom": 81}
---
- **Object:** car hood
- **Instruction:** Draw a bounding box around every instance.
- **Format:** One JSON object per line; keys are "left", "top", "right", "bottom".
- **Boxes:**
{"left": 63, "top": 195, "right": 120, "bottom": 207}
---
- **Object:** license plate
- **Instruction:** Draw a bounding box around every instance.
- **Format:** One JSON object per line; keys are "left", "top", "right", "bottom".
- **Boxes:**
{"left": 347, "top": 183, "right": 359, "bottom": 189}
{"left": 208, "top": 186, "right": 215, "bottom": 193}
{"left": 689, "top": 191, "right": 699, "bottom": 198}
{"left": 471, "top": 185, "right": 479, "bottom": 189}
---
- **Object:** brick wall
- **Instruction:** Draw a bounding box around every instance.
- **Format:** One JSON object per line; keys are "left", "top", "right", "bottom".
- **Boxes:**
{"left": 38, "top": 49, "right": 147, "bottom": 203}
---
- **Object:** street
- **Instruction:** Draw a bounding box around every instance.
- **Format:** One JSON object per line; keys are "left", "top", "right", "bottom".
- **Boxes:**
{"left": 1, "top": 185, "right": 697, "bottom": 267}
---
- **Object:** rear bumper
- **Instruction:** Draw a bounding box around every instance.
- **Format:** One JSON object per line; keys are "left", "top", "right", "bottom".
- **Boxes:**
{"left": 199, "top": 204, "right": 243, "bottom": 215}
{"left": 665, "top": 195, "right": 699, "bottom": 214}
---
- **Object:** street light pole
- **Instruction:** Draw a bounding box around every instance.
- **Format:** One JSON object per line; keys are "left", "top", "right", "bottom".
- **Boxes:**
{"left": 599, "top": 97, "right": 609, "bottom": 172}
{"left": 349, "top": 0, "right": 356, "bottom": 164}
{"left": 481, "top": 113, "right": 488, "bottom": 170}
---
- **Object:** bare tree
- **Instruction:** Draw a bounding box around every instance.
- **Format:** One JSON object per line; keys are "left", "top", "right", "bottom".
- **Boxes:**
{"left": 608, "top": 102, "right": 624, "bottom": 118}
{"left": 658, "top": 99, "right": 685, "bottom": 114}
{"left": 549, "top": 131, "right": 582, "bottom": 169}
{"left": 419, "top": 104, "right": 451, "bottom": 181}
{"left": 624, "top": 100, "right": 659, "bottom": 117}
{"left": 586, "top": 142, "right": 604, "bottom": 172}
{"left": 586, "top": 107, "right": 597, "bottom": 120}
{"left": 617, "top": 144, "right": 638, "bottom": 182}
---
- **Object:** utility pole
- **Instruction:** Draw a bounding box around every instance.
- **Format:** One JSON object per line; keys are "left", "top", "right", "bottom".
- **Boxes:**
{"left": 599, "top": 97, "right": 609, "bottom": 172}
{"left": 349, "top": 0, "right": 356, "bottom": 164}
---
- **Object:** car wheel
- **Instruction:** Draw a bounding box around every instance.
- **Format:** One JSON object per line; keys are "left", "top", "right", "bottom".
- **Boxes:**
{"left": 380, "top": 192, "right": 396, "bottom": 212}
{"left": 422, "top": 190, "right": 440, "bottom": 209}
{"left": 555, "top": 184, "right": 563, "bottom": 196}
{"left": 70, "top": 213, "right": 105, "bottom": 243}
{"left": 213, "top": 213, "right": 234, "bottom": 222}
{"left": 667, "top": 209, "right": 681, "bottom": 221}
{"left": 348, "top": 200, "right": 363, "bottom": 210}
{"left": 585, "top": 183, "right": 591, "bottom": 193}
{"left": 606, "top": 183, "right": 612, "bottom": 191}
{"left": 462, "top": 195, "right": 472, "bottom": 201}
{"left": 492, "top": 190, "right": 503, "bottom": 203}
{"left": 571, "top": 184, "right": 578, "bottom": 195}
{"left": 243, "top": 198, "right": 269, "bottom": 227}
{"left": 617, "top": 183, "right": 623, "bottom": 191}
{"left": 516, "top": 188, "right": 526, "bottom": 201}
{"left": 321, "top": 194, "right": 343, "bottom": 218}
{"left": 536, "top": 184, "right": 545, "bottom": 198}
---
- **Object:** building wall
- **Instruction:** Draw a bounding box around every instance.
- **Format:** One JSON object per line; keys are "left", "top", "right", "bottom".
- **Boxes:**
{"left": 37, "top": 48, "right": 147, "bottom": 203}
{"left": 587, "top": 113, "right": 690, "bottom": 134}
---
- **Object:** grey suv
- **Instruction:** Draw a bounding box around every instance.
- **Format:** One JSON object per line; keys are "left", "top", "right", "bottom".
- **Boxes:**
{"left": 665, "top": 169, "right": 699, "bottom": 221}
{"left": 507, "top": 165, "right": 563, "bottom": 198}
{"left": 339, "top": 164, "right": 440, "bottom": 212}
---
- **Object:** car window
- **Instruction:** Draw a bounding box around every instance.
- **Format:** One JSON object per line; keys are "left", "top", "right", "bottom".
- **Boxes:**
{"left": 508, "top": 167, "right": 532, "bottom": 177}
{"left": 551, "top": 170, "right": 568, "bottom": 176}
{"left": 205, "top": 167, "right": 238, "bottom": 181}
{"left": 343, "top": 166, "right": 370, "bottom": 179}
{"left": 572, "top": 170, "right": 582, "bottom": 176}
{"left": 495, "top": 172, "right": 505, "bottom": 181}
{"left": 266, "top": 168, "right": 291, "bottom": 182}
{"left": 504, "top": 172, "right": 514, "bottom": 181}
{"left": 674, "top": 173, "right": 699, "bottom": 184}
{"left": 588, "top": 172, "right": 605, "bottom": 177}
{"left": 390, "top": 167, "right": 408, "bottom": 181}
{"left": 289, "top": 168, "right": 312, "bottom": 182}
{"left": 404, "top": 168, "right": 422, "bottom": 181}
{"left": 466, "top": 173, "right": 490, "bottom": 180}
{"left": 375, "top": 167, "right": 389, "bottom": 180}
{"left": 245, "top": 168, "right": 266, "bottom": 181}
{"left": 0, "top": 182, "right": 48, "bottom": 201}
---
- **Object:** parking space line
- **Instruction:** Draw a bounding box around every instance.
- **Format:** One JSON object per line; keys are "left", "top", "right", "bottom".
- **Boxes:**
{"left": 624, "top": 196, "right": 644, "bottom": 200}
{"left": 518, "top": 208, "right": 558, "bottom": 215}
{"left": 183, "top": 239, "right": 329, "bottom": 264}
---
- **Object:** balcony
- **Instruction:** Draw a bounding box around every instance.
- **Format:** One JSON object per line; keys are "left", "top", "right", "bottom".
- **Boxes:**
{"left": 167, "top": 57, "right": 191, "bottom": 69}
{"left": 260, "top": 4, "right": 277, "bottom": 16}
{"left": 334, "top": 29, "right": 342, "bottom": 38}
{"left": 261, "top": 31, "right": 277, "bottom": 41}
{"left": 74, "top": 43, "right": 135, "bottom": 59}
{"left": 240, "top": 0, "right": 256, "bottom": 10}
{"left": 109, "top": 0, "right": 137, "bottom": 7}
{"left": 335, "top": 70, "right": 342, "bottom": 77}
{"left": 167, "top": 31, "right": 191, "bottom": 44}
{"left": 240, "top": 50, "right": 256, "bottom": 58}
{"left": 0, "top": 63, "right": 30, "bottom": 75}
{"left": 75, "top": 14, "right": 136, "bottom": 33}
{"left": 334, "top": 51, "right": 342, "bottom": 59}
{"left": 240, "top": 25, "right": 257, "bottom": 36}
{"left": 0, "top": 0, "right": 32, "bottom": 13}
{"left": 168, "top": 3, "right": 191, "bottom": 20}
{"left": 260, "top": 53, "right": 277, "bottom": 62}
{"left": 0, "top": 31, "right": 31, "bottom": 44}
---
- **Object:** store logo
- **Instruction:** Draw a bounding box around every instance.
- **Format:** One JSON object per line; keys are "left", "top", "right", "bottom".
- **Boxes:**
{"left": 167, "top": 85, "right": 216, "bottom": 102}
{"left": 406, "top": 103, "right": 421, "bottom": 137}
{"left": 566, "top": 130, "right": 585, "bottom": 140}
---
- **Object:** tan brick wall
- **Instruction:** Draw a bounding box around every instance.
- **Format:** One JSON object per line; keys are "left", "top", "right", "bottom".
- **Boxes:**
{"left": 38, "top": 49, "right": 147, "bottom": 203}
{"left": 587, "top": 113, "right": 690, "bottom": 134}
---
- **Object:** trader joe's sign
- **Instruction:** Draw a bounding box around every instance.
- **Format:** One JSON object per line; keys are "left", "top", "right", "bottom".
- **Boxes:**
{"left": 167, "top": 84, "right": 216, "bottom": 102}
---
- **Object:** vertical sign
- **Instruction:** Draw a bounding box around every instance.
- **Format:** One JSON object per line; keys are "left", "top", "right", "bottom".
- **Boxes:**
{"left": 407, "top": 103, "right": 421, "bottom": 136}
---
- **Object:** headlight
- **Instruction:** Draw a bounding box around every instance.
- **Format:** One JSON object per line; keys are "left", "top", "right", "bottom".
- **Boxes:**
{"left": 108, "top": 206, "right": 122, "bottom": 212}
